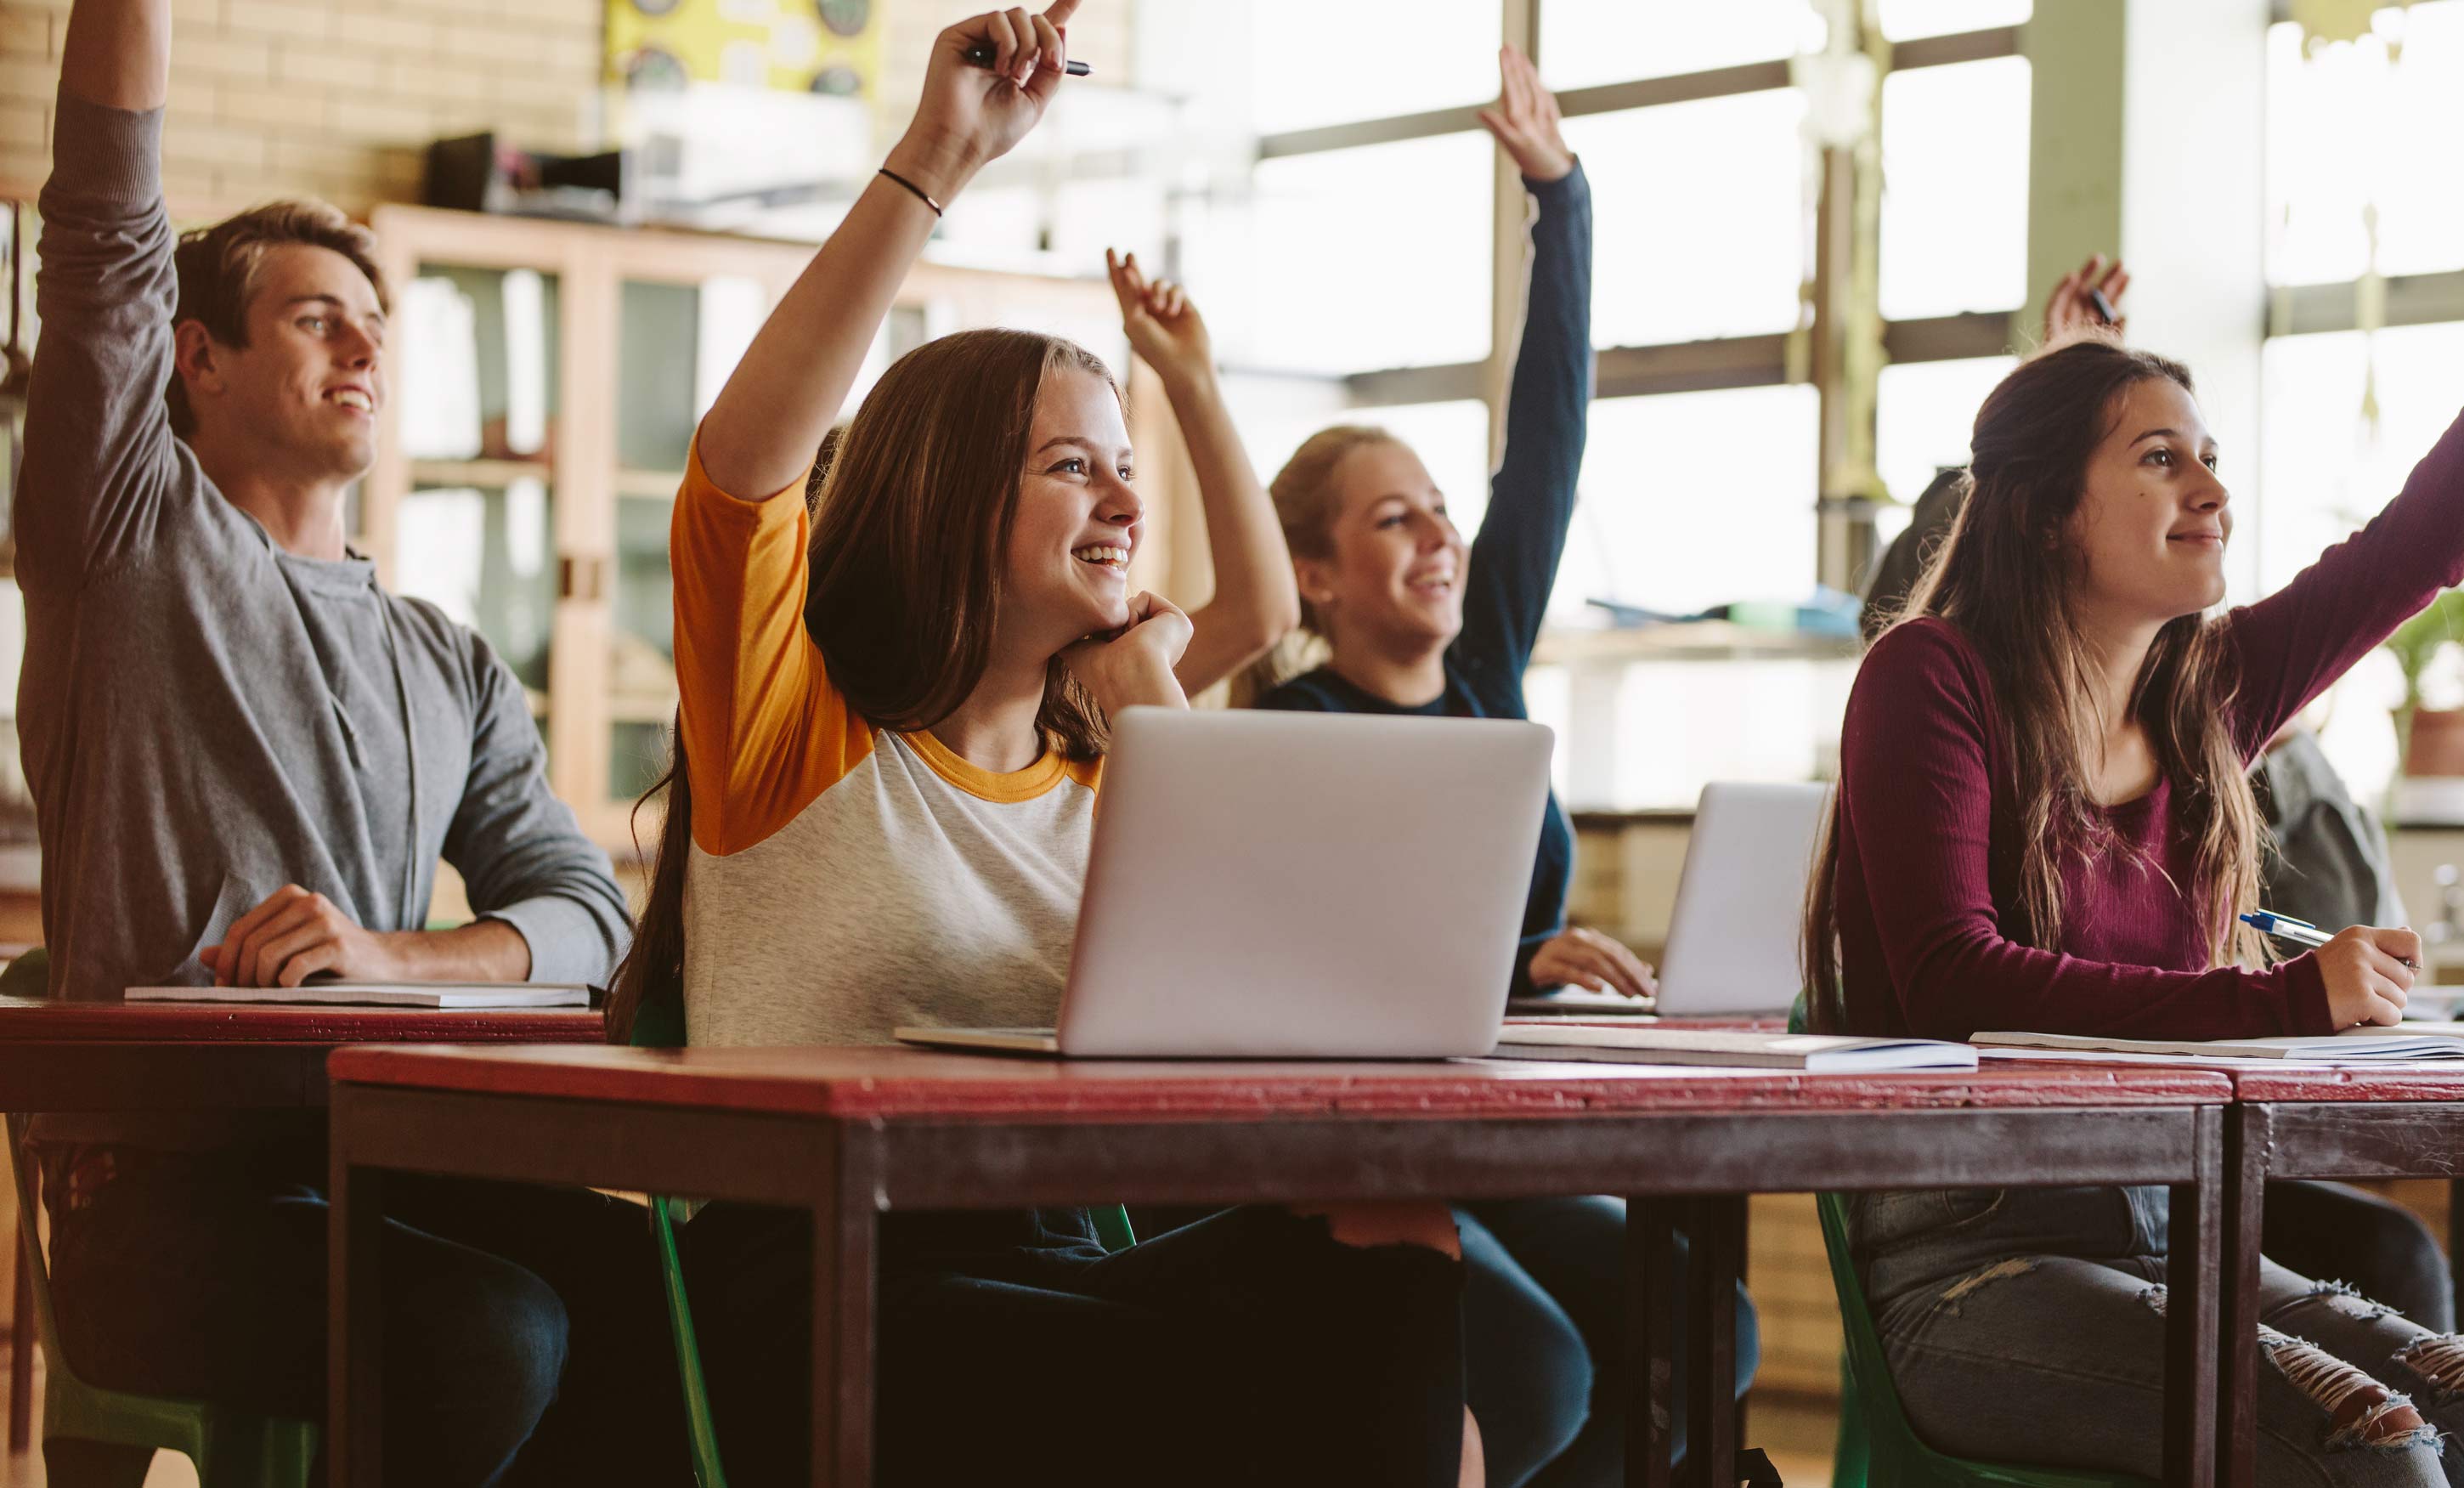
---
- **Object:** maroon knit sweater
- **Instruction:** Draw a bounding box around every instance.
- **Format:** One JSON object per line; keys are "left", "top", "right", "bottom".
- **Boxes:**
{"left": 1832, "top": 409, "right": 2464, "bottom": 1042}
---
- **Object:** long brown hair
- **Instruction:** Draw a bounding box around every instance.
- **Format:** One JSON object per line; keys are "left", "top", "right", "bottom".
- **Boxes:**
{"left": 608, "top": 330, "right": 1118, "bottom": 1043}
{"left": 1802, "top": 340, "right": 2268, "bottom": 1032}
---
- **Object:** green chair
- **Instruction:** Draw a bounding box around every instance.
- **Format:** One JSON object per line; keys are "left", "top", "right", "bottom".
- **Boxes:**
{"left": 626, "top": 999, "right": 1139, "bottom": 1488}
{"left": 6, "top": 1106, "right": 317, "bottom": 1487}
{"left": 1789, "top": 993, "right": 2146, "bottom": 1488}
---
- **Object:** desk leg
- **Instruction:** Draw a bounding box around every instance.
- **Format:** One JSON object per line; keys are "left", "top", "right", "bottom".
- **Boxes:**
{"left": 1687, "top": 1196, "right": 1742, "bottom": 1488}
{"left": 2219, "top": 1103, "right": 2269, "bottom": 1488}
{"left": 327, "top": 1116, "right": 385, "bottom": 1488}
{"left": 2165, "top": 1107, "right": 2221, "bottom": 1488}
{"left": 1627, "top": 1196, "right": 1678, "bottom": 1488}
{"left": 2449, "top": 1180, "right": 2464, "bottom": 1328}
{"left": 10, "top": 1243, "right": 31, "bottom": 1453}
{"left": 811, "top": 1123, "right": 877, "bottom": 1487}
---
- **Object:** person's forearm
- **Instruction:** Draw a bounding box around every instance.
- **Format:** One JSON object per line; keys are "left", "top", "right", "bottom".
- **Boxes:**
{"left": 696, "top": 133, "right": 975, "bottom": 501}
{"left": 1166, "top": 364, "right": 1298, "bottom": 693}
{"left": 378, "top": 919, "right": 533, "bottom": 982}
{"left": 62, "top": 0, "right": 169, "bottom": 111}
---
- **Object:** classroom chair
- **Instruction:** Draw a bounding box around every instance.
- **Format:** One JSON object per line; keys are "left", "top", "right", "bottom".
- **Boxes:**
{"left": 5, "top": 1108, "right": 318, "bottom": 1488}
{"left": 625, "top": 999, "right": 1137, "bottom": 1488}
{"left": 1787, "top": 993, "right": 2147, "bottom": 1488}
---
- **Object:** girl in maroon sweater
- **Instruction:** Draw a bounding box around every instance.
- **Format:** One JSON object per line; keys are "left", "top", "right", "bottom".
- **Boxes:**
{"left": 1806, "top": 338, "right": 2464, "bottom": 1481}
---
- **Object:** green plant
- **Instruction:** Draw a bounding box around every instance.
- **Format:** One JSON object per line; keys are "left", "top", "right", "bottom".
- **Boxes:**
{"left": 2384, "top": 589, "right": 2464, "bottom": 716}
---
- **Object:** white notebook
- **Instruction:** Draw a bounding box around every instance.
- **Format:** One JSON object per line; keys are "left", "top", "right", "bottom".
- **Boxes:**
{"left": 1974, "top": 1024, "right": 2464, "bottom": 1063}
{"left": 127, "top": 983, "right": 592, "bottom": 1009}
{"left": 1489, "top": 1026, "right": 1978, "bottom": 1072}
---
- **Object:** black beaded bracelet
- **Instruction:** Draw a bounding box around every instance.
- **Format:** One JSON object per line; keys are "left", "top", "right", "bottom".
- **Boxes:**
{"left": 877, "top": 167, "right": 944, "bottom": 218}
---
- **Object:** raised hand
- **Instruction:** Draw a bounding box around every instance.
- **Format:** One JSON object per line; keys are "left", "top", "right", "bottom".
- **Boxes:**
{"left": 888, "top": 1, "right": 1081, "bottom": 202}
{"left": 1477, "top": 42, "right": 1574, "bottom": 184}
{"left": 2043, "top": 253, "right": 2128, "bottom": 344}
{"left": 1106, "top": 248, "right": 1212, "bottom": 387}
{"left": 1063, "top": 590, "right": 1194, "bottom": 717}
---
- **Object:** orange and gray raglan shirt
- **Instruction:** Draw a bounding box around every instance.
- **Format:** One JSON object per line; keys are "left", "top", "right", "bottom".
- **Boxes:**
{"left": 672, "top": 444, "right": 1104, "bottom": 1048}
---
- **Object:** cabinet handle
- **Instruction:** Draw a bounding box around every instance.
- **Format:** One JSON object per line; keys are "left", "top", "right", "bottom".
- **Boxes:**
{"left": 560, "top": 556, "right": 608, "bottom": 603}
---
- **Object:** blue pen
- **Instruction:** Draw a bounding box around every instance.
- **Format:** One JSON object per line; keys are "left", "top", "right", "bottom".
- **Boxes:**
{"left": 2241, "top": 909, "right": 2331, "bottom": 949}
{"left": 2242, "top": 909, "right": 2420, "bottom": 970}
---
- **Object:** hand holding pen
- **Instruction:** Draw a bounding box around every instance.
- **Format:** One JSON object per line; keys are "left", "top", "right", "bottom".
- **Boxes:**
{"left": 2043, "top": 253, "right": 2129, "bottom": 344}
{"left": 2245, "top": 910, "right": 2422, "bottom": 1027}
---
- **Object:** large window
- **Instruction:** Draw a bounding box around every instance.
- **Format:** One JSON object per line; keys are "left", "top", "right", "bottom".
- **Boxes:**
{"left": 1207, "top": 2, "right": 2031, "bottom": 807}
{"left": 2259, "top": 3, "right": 2464, "bottom": 808}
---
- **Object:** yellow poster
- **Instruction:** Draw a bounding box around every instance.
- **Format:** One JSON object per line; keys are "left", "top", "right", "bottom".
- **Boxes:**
{"left": 607, "top": 0, "right": 884, "bottom": 98}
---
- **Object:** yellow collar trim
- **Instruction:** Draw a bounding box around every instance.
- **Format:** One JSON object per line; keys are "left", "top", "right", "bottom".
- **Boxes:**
{"left": 901, "top": 727, "right": 1072, "bottom": 803}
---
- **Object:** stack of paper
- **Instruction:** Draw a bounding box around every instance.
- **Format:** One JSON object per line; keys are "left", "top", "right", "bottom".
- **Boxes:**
{"left": 1974, "top": 1025, "right": 2464, "bottom": 1063}
{"left": 1489, "top": 1026, "right": 1978, "bottom": 1072}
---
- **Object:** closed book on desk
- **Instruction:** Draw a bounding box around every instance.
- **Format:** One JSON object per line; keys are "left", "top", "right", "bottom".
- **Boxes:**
{"left": 127, "top": 983, "right": 592, "bottom": 1009}
{"left": 1974, "top": 1025, "right": 2464, "bottom": 1062}
{"left": 1489, "top": 1026, "right": 1978, "bottom": 1072}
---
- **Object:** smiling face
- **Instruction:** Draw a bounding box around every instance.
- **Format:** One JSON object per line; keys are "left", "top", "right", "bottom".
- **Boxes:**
{"left": 2068, "top": 377, "right": 2231, "bottom": 628}
{"left": 997, "top": 365, "right": 1142, "bottom": 659}
{"left": 177, "top": 241, "right": 387, "bottom": 482}
{"left": 1299, "top": 438, "right": 1467, "bottom": 657}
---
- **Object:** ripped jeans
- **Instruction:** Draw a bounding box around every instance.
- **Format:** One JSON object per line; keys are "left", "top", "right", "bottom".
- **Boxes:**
{"left": 1855, "top": 1185, "right": 2464, "bottom": 1485}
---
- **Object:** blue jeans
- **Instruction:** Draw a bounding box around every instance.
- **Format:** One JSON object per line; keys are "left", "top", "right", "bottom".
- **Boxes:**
{"left": 1458, "top": 1197, "right": 1760, "bottom": 1488}
{"left": 1856, "top": 1185, "right": 2464, "bottom": 1485}
{"left": 45, "top": 1140, "right": 686, "bottom": 1487}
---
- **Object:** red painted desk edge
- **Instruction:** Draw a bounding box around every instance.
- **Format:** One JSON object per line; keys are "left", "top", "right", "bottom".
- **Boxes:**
{"left": 0, "top": 997, "right": 603, "bottom": 1044}
{"left": 2226, "top": 1068, "right": 2464, "bottom": 1102}
{"left": 325, "top": 1043, "right": 2235, "bottom": 1122}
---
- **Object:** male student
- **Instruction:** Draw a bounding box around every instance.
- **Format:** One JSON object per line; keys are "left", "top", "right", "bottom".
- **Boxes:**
{"left": 23, "top": 1, "right": 676, "bottom": 1480}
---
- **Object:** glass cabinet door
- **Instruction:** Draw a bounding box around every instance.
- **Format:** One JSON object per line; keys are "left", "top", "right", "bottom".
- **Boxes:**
{"left": 390, "top": 264, "right": 563, "bottom": 744}
{"left": 602, "top": 274, "right": 769, "bottom": 837}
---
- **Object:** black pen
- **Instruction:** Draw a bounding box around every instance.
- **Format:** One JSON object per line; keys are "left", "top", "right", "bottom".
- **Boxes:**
{"left": 963, "top": 42, "right": 1093, "bottom": 76}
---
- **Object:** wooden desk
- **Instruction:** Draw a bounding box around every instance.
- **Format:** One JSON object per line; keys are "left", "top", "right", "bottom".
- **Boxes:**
{"left": 0, "top": 997, "right": 604, "bottom": 1452}
{"left": 2218, "top": 1069, "right": 2464, "bottom": 1488}
{"left": 325, "top": 1046, "right": 2233, "bottom": 1488}
{"left": 0, "top": 995, "right": 603, "bottom": 1111}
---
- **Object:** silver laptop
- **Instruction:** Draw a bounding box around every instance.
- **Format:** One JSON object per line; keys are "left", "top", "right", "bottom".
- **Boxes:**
{"left": 1650, "top": 781, "right": 1833, "bottom": 1016}
{"left": 897, "top": 707, "right": 1553, "bottom": 1058}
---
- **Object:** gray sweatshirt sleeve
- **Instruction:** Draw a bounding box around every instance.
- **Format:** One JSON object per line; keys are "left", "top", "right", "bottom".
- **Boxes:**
{"left": 22, "top": 90, "right": 189, "bottom": 592}
{"left": 444, "top": 632, "right": 633, "bottom": 984}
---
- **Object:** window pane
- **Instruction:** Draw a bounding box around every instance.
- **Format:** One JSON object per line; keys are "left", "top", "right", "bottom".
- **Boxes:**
{"left": 1552, "top": 385, "right": 1820, "bottom": 621}
{"left": 2258, "top": 322, "right": 2464, "bottom": 597}
{"left": 1236, "top": 133, "right": 1495, "bottom": 374}
{"left": 1565, "top": 93, "right": 1808, "bottom": 346}
{"left": 1248, "top": 0, "right": 1500, "bottom": 133}
{"left": 1880, "top": 56, "right": 2031, "bottom": 319}
{"left": 1875, "top": 355, "right": 2013, "bottom": 504}
{"left": 398, "top": 479, "right": 556, "bottom": 731}
{"left": 1540, "top": 0, "right": 1823, "bottom": 92}
{"left": 1220, "top": 371, "right": 1350, "bottom": 498}
{"left": 1877, "top": 0, "right": 2030, "bottom": 41}
{"left": 2265, "top": 5, "right": 2464, "bottom": 285}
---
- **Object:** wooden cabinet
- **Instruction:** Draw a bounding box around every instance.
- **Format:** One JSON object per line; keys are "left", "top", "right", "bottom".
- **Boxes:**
{"left": 364, "top": 206, "right": 1178, "bottom": 854}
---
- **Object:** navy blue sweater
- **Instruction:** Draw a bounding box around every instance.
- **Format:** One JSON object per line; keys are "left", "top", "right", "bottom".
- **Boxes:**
{"left": 1256, "top": 164, "right": 1593, "bottom": 999}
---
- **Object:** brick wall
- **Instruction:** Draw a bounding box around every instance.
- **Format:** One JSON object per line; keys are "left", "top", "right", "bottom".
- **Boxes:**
{"left": 3, "top": 0, "right": 604, "bottom": 217}
{"left": 3, "top": 0, "right": 1134, "bottom": 220}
